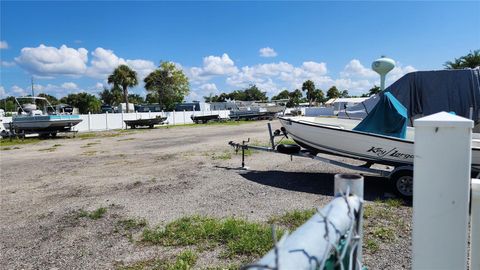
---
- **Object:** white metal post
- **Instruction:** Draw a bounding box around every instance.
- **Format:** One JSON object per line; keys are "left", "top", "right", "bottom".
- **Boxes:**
{"left": 334, "top": 174, "right": 364, "bottom": 268}
{"left": 121, "top": 111, "right": 124, "bottom": 129}
{"left": 471, "top": 178, "right": 480, "bottom": 270}
{"left": 105, "top": 111, "right": 109, "bottom": 130}
{"left": 183, "top": 109, "right": 186, "bottom": 124}
{"left": 88, "top": 112, "right": 91, "bottom": 131}
{"left": 413, "top": 112, "right": 473, "bottom": 270}
{"left": 173, "top": 110, "right": 175, "bottom": 125}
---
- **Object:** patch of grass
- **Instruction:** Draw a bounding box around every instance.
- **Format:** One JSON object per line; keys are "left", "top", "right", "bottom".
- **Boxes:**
{"left": 371, "top": 226, "right": 395, "bottom": 242}
{"left": 268, "top": 209, "right": 316, "bottom": 230}
{"left": 38, "top": 147, "right": 57, "bottom": 152}
{"left": 117, "top": 250, "right": 198, "bottom": 270}
{"left": 52, "top": 143, "right": 63, "bottom": 147}
{"left": 142, "top": 216, "right": 281, "bottom": 258}
{"left": 118, "top": 218, "right": 147, "bottom": 230}
{"left": 202, "top": 265, "right": 241, "bottom": 270}
{"left": 385, "top": 198, "right": 403, "bottom": 208}
{"left": 78, "top": 131, "right": 124, "bottom": 140}
{"left": 81, "top": 142, "right": 100, "bottom": 148}
{"left": 82, "top": 150, "right": 97, "bottom": 156}
{"left": 278, "top": 138, "right": 296, "bottom": 145}
{"left": 0, "top": 138, "right": 41, "bottom": 147}
{"left": 1, "top": 147, "right": 12, "bottom": 150}
{"left": 156, "top": 153, "right": 176, "bottom": 161}
{"left": 78, "top": 207, "right": 107, "bottom": 220}
{"left": 117, "top": 138, "right": 135, "bottom": 141}
{"left": 364, "top": 238, "right": 380, "bottom": 253}
{"left": 211, "top": 152, "right": 232, "bottom": 160}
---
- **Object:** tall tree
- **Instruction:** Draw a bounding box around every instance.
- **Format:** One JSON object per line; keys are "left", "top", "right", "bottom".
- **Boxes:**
{"left": 99, "top": 86, "right": 123, "bottom": 105}
{"left": 272, "top": 90, "right": 290, "bottom": 100}
{"left": 340, "top": 90, "right": 349, "bottom": 98}
{"left": 287, "top": 89, "right": 303, "bottom": 107}
{"left": 0, "top": 96, "right": 16, "bottom": 112}
{"left": 444, "top": 50, "right": 480, "bottom": 69}
{"left": 59, "top": 92, "right": 101, "bottom": 114}
{"left": 37, "top": 93, "right": 59, "bottom": 105}
{"left": 128, "top": 93, "right": 145, "bottom": 104}
{"left": 301, "top": 80, "right": 316, "bottom": 106}
{"left": 313, "top": 89, "right": 326, "bottom": 104}
{"left": 144, "top": 61, "right": 190, "bottom": 111}
{"left": 243, "top": 85, "right": 267, "bottom": 101}
{"left": 326, "top": 86, "right": 341, "bottom": 100}
{"left": 368, "top": 85, "right": 381, "bottom": 96}
{"left": 107, "top": 65, "right": 138, "bottom": 113}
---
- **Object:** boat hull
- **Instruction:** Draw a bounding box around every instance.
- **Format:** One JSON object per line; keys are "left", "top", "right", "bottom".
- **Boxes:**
{"left": 279, "top": 116, "right": 480, "bottom": 170}
{"left": 12, "top": 115, "right": 82, "bottom": 132}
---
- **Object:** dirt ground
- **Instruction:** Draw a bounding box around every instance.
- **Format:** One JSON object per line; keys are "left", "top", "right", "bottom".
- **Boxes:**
{"left": 0, "top": 121, "right": 412, "bottom": 269}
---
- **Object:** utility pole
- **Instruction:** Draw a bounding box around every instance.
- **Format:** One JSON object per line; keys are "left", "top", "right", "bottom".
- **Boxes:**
{"left": 31, "top": 77, "right": 35, "bottom": 97}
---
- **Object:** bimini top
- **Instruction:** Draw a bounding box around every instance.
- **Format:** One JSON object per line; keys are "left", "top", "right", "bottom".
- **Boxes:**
{"left": 353, "top": 92, "right": 407, "bottom": 139}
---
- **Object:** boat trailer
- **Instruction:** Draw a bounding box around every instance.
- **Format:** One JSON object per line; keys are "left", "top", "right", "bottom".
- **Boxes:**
{"left": 1, "top": 122, "right": 78, "bottom": 139}
{"left": 228, "top": 123, "right": 414, "bottom": 197}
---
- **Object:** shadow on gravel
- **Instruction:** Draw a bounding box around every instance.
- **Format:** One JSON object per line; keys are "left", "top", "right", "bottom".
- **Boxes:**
{"left": 217, "top": 166, "right": 404, "bottom": 203}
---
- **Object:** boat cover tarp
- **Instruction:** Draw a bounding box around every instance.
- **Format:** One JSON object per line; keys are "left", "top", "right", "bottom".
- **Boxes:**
{"left": 338, "top": 69, "right": 480, "bottom": 122}
{"left": 353, "top": 92, "right": 407, "bottom": 138}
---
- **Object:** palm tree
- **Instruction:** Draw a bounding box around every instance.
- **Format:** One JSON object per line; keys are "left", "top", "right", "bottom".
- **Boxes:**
{"left": 301, "top": 80, "right": 316, "bottom": 106}
{"left": 107, "top": 65, "right": 138, "bottom": 113}
{"left": 444, "top": 50, "right": 480, "bottom": 69}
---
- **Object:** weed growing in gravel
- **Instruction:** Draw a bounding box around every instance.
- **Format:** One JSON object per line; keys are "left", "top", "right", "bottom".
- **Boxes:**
{"left": 268, "top": 209, "right": 316, "bottom": 230}
{"left": 211, "top": 152, "right": 232, "bottom": 160}
{"left": 38, "top": 143, "right": 62, "bottom": 152}
{"left": 385, "top": 198, "right": 403, "bottom": 208}
{"left": 142, "top": 216, "right": 282, "bottom": 259}
{"left": 1, "top": 146, "right": 20, "bottom": 150}
{"left": 364, "top": 238, "right": 380, "bottom": 253}
{"left": 81, "top": 142, "right": 100, "bottom": 148}
{"left": 0, "top": 138, "right": 41, "bottom": 147}
{"left": 117, "top": 218, "right": 147, "bottom": 230}
{"left": 117, "top": 249, "right": 198, "bottom": 270}
{"left": 372, "top": 227, "right": 395, "bottom": 241}
{"left": 82, "top": 150, "right": 97, "bottom": 156}
{"left": 78, "top": 207, "right": 107, "bottom": 220}
{"left": 117, "top": 138, "right": 136, "bottom": 141}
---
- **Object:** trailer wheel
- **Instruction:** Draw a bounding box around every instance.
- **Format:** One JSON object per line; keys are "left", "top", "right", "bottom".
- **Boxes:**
{"left": 149, "top": 124, "right": 154, "bottom": 129}
{"left": 390, "top": 169, "right": 413, "bottom": 198}
{"left": 50, "top": 132, "right": 57, "bottom": 138}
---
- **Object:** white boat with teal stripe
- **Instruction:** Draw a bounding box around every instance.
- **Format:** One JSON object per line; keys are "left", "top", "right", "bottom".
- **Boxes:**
{"left": 11, "top": 96, "right": 82, "bottom": 134}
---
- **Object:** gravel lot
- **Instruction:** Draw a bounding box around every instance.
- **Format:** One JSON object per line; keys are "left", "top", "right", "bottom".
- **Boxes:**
{"left": 0, "top": 120, "right": 412, "bottom": 269}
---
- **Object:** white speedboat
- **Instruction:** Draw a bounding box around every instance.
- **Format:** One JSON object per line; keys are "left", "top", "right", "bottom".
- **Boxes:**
{"left": 9, "top": 96, "right": 82, "bottom": 135}
{"left": 278, "top": 116, "right": 480, "bottom": 171}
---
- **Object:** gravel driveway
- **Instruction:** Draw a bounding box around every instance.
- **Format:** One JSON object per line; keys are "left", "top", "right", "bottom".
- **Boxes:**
{"left": 0, "top": 120, "right": 412, "bottom": 269}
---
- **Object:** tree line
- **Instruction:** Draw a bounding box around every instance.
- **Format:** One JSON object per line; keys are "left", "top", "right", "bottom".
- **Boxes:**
{"left": 1, "top": 50, "right": 478, "bottom": 113}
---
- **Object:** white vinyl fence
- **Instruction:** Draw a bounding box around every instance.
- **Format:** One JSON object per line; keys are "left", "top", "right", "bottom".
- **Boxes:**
{"left": 1, "top": 110, "right": 231, "bottom": 133}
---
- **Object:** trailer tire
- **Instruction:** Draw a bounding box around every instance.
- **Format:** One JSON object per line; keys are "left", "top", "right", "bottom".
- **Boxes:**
{"left": 390, "top": 169, "right": 413, "bottom": 198}
{"left": 277, "top": 144, "right": 301, "bottom": 154}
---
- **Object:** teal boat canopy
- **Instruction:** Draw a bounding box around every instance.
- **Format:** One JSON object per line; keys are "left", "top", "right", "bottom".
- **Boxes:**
{"left": 353, "top": 92, "right": 407, "bottom": 139}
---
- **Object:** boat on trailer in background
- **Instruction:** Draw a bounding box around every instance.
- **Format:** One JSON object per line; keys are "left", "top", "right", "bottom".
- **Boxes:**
{"left": 229, "top": 57, "right": 480, "bottom": 198}
{"left": 2, "top": 96, "right": 82, "bottom": 138}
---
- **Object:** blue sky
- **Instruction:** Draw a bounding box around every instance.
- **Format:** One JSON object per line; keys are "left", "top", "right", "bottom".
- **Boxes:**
{"left": 1, "top": 1, "right": 479, "bottom": 100}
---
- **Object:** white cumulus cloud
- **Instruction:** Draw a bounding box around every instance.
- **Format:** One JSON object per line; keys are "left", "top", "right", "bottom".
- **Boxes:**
{"left": 61, "top": 82, "right": 78, "bottom": 90}
{"left": 0, "top": 41, "right": 8, "bottom": 49}
{"left": 0, "top": 86, "right": 6, "bottom": 98}
{"left": 188, "top": 53, "right": 239, "bottom": 83}
{"left": 259, "top": 47, "right": 277, "bottom": 58}
{"left": 0, "top": 61, "right": 15, "bottom": 67}
{"left": 199, "top": 83, "right": 218, "bottom": 92}
{"left": 11, "top": 85, "right": 27, "bottom": 96}
{"left": 15, "top": 44, "right": 88, "bottom": 77}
